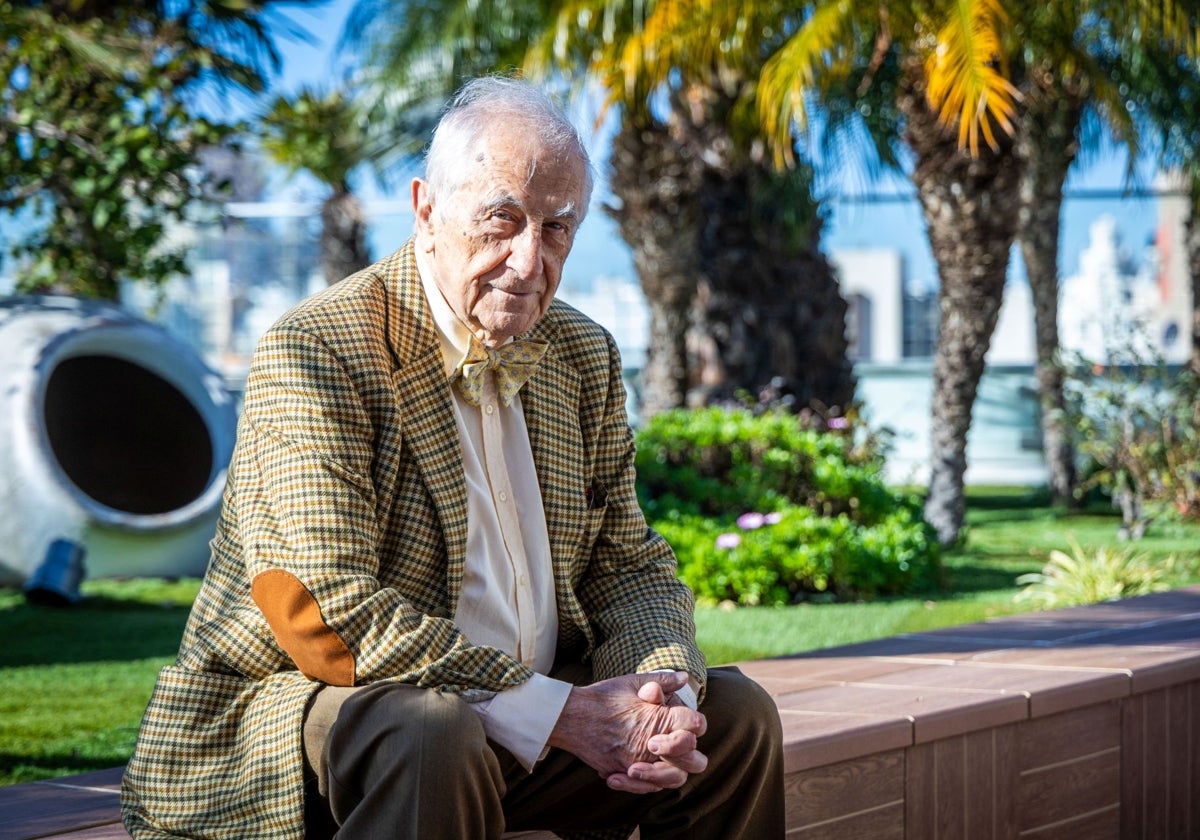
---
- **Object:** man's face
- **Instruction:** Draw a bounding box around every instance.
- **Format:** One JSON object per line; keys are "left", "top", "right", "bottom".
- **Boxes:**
{"left": 413, "top": 127, "right": 588, "bottom": 345}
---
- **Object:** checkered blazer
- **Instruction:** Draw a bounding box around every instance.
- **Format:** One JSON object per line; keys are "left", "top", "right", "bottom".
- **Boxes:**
{"left": 121, "top": 241, "right": 706, "bottom": 839}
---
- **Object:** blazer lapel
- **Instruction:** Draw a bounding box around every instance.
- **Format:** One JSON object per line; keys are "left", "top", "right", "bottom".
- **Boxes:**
{"left": 521, "top": 317, "right": 591, "bottom": 638}
{"left": 386, "top": 243, "right": 469, "bottom": 611}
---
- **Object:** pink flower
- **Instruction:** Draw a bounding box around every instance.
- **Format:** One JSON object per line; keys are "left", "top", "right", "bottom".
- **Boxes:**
{"left": 737, "top": 512, "right": 766, "bottom": 530}
{"left": 827, "top": 416, "right": 850, "bottom": 429}
{"left": 715, "top": 532, "right": 741, "bottom": 550}
{"left": 764, "top": 512, "right": 783, "bottom": 525}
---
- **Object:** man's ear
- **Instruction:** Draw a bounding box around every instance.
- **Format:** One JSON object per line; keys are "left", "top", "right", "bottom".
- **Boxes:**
{"left": 412, "top": 178, "right": 435, "bottom": 247}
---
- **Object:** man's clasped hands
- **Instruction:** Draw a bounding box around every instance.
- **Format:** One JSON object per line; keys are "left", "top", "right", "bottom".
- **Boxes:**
{"left": 548, "top": 671, "right": 709, "bottom": 795}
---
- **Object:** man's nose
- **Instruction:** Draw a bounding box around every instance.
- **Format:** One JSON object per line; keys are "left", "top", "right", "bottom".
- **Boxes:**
{"left": 507, "top": 226, "right": 542, "bottom": 278}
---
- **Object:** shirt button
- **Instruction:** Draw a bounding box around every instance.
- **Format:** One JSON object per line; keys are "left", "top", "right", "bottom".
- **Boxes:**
{"left": 519, "top": 575, "right": 528, "bottom": 587}
{"left": 498, "top": 491, "right": 508, "bottom": 502}
{"left": 485, "top": 404, "right": 495, "bottom": 415}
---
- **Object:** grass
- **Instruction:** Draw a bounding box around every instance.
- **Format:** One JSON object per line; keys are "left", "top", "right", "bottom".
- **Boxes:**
{"left": 2, "top": 488, "right": 1198, "bottom": 785}
{"left": 0, "top": 579, "right": 196, "bottom": 785}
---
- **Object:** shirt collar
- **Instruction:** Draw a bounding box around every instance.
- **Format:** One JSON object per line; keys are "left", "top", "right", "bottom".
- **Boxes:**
{"left": 415, "top": 247, "right": 479, "bottom": 380}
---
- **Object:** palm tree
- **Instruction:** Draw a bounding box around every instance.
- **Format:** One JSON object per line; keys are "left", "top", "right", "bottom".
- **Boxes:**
{"left": 341, "top": 0, "right": 855, "bottom": 417}
{"left": 626, "top": 0, "right": 1198, "bottom": 543}
{"left": 612, "top": 0, "right": 1019, "bottom": 543}
{"left": 1013, "top": 75, "right": 1088, "bottom": 508}
{"left": 259, "top": 89, "right": 373, "bottom": 285}
{"left": 1008, "top": 3, "right": 1200, "bottom": 507}
{"left": 537, "top": 8, "right": 854, "bottom": 415}
{"left": 1191, "top": 178, "right": 1200, "bottom": 377}
{"left": 603, "top": 106, "right": 705, "bottom": 414}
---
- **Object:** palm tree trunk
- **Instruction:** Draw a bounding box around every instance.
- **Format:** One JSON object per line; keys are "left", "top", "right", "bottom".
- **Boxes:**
{"left": 692, "top": 160, "right": 853, "bottom": 410}
{"left": 609, "top": 84, "right": 853, "bottom": 416}
{"left": 321, "top": 189, "right": 370, "bottom": 286}
{"left": 1015, "top": 87, "right": 1084, "bottom": 506}
{"left": 900, "top": 69, "right": 1021, "bottom": 545}
{"left": 606, "top": 116, "right": 704, "bottom": 417}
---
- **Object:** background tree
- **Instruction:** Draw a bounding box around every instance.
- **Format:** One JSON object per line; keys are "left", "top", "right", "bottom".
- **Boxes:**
{"left": 1011, "top": 30, "right": 1091, "bottom": 509}
{"left": 259, "top": 88, "right": 373, "bottom": 285}
{"left": 636, "top": 0, "right": 1197, "bottom": 543}
{"left": 1192, "top": 176, "right": 1200, "bottom": 377}
{"left": 1011, "top": 3, "right": 1199, "bottom": 508}
{"left": 0, "top": 0, "right": 315, "bottom": 300}
{"left": 541, "top": 5, "right": 854, "bottom": 416}
{"left": 602, "top": 0, "right": 1020, "bottom": 544}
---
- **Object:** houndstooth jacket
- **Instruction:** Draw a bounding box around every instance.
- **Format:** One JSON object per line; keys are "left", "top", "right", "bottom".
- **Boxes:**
{"left": 120, "top": 240, "right": 707, "bottom": 839}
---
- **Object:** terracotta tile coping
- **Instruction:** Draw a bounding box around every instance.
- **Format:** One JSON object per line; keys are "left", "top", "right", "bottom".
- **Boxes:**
{"left": 733, "top": 584, "right": 1200, "bottom": 772}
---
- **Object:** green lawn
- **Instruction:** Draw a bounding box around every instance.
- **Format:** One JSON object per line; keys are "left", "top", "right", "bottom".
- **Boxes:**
{"left": 2, "top": 488, "right": 1198, "bottom": 785}
{"left": 0, "top": 579, "right": 197, "bottom": 784}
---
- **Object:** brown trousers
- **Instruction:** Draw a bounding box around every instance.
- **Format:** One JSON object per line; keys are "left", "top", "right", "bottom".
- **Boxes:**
{"left": 302, "top": 666, "right": 784, "bottom": 839}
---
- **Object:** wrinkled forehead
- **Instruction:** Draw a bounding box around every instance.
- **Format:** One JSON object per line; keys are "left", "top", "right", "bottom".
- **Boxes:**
{"left": 458, "top": 131, "right": 588, "bottom": 209}
{"left": 473, "top": 124, "right": 584, "bottom": 179}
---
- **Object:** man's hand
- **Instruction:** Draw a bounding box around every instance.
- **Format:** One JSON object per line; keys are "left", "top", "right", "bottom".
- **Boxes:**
{"left": 546, "top": 671, "right": 707, "bottom": 794}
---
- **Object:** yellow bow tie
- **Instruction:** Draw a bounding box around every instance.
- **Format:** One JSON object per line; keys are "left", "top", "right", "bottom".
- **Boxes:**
{"left": 454, "top": 337, "right": 549, "bottom": 407}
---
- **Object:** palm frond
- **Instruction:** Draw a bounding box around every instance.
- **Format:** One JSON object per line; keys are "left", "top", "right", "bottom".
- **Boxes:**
{"left": 759, "top": 0, "right": 861, "bottom": 167}
{"left": 923, "top": 0, "right": 1019, "bottom": 154}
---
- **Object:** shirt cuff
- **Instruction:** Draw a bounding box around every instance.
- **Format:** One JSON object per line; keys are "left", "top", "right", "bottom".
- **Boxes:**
{"left": 468, "top": 673, "right": 572, "bottom": 771}
{"left": 651, "top": 669, "right": 699, "bottom": 710}
{"left": 675, "top": 678, "right": 699, "bottom": 711}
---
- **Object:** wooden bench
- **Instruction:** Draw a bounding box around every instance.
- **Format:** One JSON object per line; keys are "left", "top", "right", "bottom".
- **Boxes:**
{"left": 4, "top": 584, "right": 1199, "bottom": 839}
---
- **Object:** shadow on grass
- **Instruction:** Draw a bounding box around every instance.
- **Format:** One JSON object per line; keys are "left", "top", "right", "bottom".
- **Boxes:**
{"left": 935, "top": 561, "right": 1033, "bottom": 594}
{"left": 964, "top": 486, "right": 1054, "bottom": 510}
{"left": 0, "top": 596, "right": 189, "bottom": 668}
{"left": 0, "top": 752, "right": 126, "bottom": 784}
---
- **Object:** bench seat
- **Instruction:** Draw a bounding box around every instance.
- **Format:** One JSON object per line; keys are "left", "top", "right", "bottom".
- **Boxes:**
{"left": 4, "top": 585, "right": 1200, "bottom": 838}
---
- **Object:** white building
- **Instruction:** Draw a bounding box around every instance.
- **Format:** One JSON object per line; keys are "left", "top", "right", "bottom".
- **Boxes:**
{"left": 557, "top": 274, "right": 650, "bottom": 371}
{"left": 831, "top": 249, "right": 905, "bottom": 364}
{"left": 986, "top": 279, "right": 1036, "bottom": 365}
{"left": 1059, "top": 212, "right": 1193, "bottom": 364}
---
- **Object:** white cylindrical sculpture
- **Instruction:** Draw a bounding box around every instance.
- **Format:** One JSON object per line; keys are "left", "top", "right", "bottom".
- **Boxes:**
{"left": 0, "top": 295, "right": 237, "bottom": 588}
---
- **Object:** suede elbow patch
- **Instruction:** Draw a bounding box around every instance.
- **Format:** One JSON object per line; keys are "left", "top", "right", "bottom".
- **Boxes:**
{"left": 251, "top": 569, "right": 356, "bottom": 686}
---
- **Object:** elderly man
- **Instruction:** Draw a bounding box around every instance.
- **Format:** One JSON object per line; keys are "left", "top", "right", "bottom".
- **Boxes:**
{"left": 122, "top": 77, "right": 783, "bottom": 839}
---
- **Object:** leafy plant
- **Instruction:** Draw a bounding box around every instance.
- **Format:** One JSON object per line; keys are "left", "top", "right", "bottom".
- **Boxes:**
{"left": 1015, "top": 537, "right": 1171, "bottom": 609}
{"left": 655, "top": 504, "right": 939, "bottom": 606}
{"left": 0, "top": 1, "right": 309, "bottom": 299}
{"left": 636, "top": 407, "right": 939, "bottom": 604}
{"left": 1066, "top": 353, "right": 1200, "bottom": 539}
{"left": 635, "top": 406, "right": 900, "bottom": 522}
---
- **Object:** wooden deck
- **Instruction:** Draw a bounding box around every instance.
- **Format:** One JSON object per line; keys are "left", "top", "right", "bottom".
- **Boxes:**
{"left": 4, "top": 584, "right": 1200, "bottom": 839}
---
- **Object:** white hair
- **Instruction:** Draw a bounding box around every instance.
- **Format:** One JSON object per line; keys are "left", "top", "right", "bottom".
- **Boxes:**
{"left": 423, "top": 76, "right": 595, "bottom": 216}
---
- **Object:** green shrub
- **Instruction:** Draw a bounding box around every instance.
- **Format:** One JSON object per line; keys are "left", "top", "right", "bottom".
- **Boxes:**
{"left": 1015, "top": 537, "right": 1172, "bottom": 608}
{"left": 655, "top": 504, "right": 939, "bottom": 606}
{"left": 635, "top": 407, "right": 897, "bottom": 523}
{"left": 636, "top": 407, "right": 939, "bottom": 604}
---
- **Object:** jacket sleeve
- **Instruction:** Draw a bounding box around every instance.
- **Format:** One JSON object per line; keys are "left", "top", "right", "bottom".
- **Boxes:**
{"left": 574, "top": 335, "right": 709, "bottom": 701}
{"left": 235, "top": 322, "right": 532, "bottom": 694}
